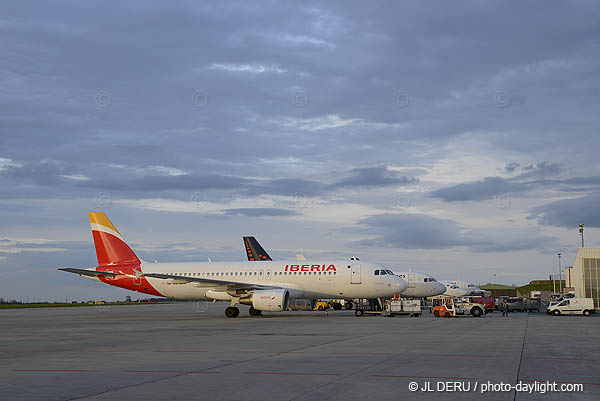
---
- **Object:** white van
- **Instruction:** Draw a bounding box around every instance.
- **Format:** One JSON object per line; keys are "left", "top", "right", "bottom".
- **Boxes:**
{"left": 547, "top": 298, "right": 595, "bottom": 316}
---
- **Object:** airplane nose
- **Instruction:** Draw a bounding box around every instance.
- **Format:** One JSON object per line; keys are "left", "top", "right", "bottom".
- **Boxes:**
{"left": 396, "top": 277, "right": 408, "bottom": 293}
{"left": 434, "top": 283, "right": 446, "bottom": 295}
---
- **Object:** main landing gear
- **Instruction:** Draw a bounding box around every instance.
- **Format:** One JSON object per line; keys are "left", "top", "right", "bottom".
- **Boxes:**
{"left": 225, "top": 306, "right": 239, "bottom": 318}
{"left": 224, "top": 306, "right": 263, "bottom": 318}
{"left": 249, "top": 307, "right": 262, "bottom": 316}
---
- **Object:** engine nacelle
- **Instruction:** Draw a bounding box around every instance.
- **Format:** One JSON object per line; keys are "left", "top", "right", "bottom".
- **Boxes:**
{"left": 242, "top": 289, "right": 289, "bottom": 312}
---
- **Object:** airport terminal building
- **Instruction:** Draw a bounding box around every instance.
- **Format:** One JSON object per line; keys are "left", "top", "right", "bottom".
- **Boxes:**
{"left": 572, "top": 247, "right": 600, "bottom": 309}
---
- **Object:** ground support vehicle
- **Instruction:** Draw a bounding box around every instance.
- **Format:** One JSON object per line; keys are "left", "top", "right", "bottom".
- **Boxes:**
{"left": 547, "top": 298, "right": 595, "bottom": 316}
{"left": 507, "top": 297, "right": 525, "bottom": 312}
{"left": 432, "top": 296, "right": 458, "bottom": 318}
{"left": 387, "top": 299, "right": 421, "bottom": 317}
{"left": 524, "top": 298, "right": 542, "bottom": 312}
{"left": 472, "top": 296, "right": 495, "bottom": 313}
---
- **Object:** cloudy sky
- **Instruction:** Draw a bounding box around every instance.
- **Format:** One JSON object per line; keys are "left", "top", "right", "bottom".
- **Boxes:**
{"left": 1, "top": 1, "right": 599, "bottom": 301}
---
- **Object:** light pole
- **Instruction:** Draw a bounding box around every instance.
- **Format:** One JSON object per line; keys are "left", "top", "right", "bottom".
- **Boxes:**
{"left": 557, "top": 253, "right": 562, "bottom": 294}
{"left": 579, "top": 224, "right": 585, "bottom": 247}
{"left": 552, "top": 260, "right": 556, "bottom": 294}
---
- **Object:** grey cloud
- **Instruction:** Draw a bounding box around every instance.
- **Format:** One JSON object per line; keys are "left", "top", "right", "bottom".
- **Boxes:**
{"left": 463, "top": 228, "right": 559, "bottom": 253}
{"left": 221, "top": 208, "right": 300, "bottom": 217}
{"left": 244, "top": 178, "right": 325, "bottom": 197}
{"left": 528, "top": 193, "right": 600, "bottom": 228}
{"left": 519, "top": 162, "right": 562, "bottom": 179}
{"left": 504, "top": 162, "right": 520, "bottom": 173}
{"left": 356, "top": 213, "right": 559, "bottom": 252}
{"left": 330, "top": 166, "right": 418, "bottom": 189}
{"left": 429, "top": 162, "right": 565, "bottom": 202}
{"left": 429, "top": 177, "right": 527, "bottom": 202}
{"left": 79, "top": 174, "right": 251, "bottom": 193}
{"left": 355, "top": 213, "right": 466, "bottom": 249}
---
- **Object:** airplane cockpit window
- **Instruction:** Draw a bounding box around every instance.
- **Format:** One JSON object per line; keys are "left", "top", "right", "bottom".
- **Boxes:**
{"left": 380, "top": 270, "right": 387, "bottom": 275}
{"left": 374, "top": 270, "right": 380, "bottom": 275}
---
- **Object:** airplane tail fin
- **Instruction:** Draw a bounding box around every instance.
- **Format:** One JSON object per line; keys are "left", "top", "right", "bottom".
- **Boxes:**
{"left": 243, "top": 236, "right": 272, "bottom": 261}
{"left": 89, "top": 212, "right": 140, "bottom": 266}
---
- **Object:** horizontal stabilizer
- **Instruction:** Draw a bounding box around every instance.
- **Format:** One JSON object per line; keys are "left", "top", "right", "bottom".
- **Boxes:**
{"left": 58, "top": 268, "right": 118, "bottom": 278}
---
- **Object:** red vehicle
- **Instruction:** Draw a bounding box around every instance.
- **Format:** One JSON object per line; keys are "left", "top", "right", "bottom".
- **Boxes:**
{"left": 471, "top": 296, "right": 495, "bottom": 313}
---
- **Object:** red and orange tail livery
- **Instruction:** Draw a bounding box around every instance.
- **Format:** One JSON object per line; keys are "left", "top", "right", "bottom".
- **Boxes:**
{"left": 89, "top": 212, "right": 140, "bottom": 266}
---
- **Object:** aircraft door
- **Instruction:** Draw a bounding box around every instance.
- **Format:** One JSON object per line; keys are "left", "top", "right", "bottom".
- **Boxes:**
{"left": 259, "top": 270, "right": 264, "bottom": 281}
{"left": 408, "top": 273, "right": 415, "bottom": 288}
{"left": 350, "top": 264, "right": 362, "bottom": 284}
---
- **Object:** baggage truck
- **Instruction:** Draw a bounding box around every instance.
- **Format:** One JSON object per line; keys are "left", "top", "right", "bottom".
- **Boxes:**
{"left": 388, "top": 299, "right": 421, "bottom": 317}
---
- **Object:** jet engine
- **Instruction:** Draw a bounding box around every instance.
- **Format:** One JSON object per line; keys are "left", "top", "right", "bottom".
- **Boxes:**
{"left": 241, "top": 289, "right": 289, "bottom": 312}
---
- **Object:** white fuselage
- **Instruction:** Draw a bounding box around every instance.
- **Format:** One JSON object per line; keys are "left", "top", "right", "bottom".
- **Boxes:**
{"left": 123, "top": 260, "right": 407, "bottom": 301}
{"left": 441, "top": 280, "right": 482, "bottom": 296}
{"left": 393, "top": 271, "right": 446, "bottom": 297}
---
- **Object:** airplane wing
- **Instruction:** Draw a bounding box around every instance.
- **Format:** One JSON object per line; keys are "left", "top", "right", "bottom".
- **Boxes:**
{"left": 243, "top": 236, "right": 272, "bottom": 261}
{"left": 58, "top": 267, "right": 118, "bottom": 278}
{"left": 142, "top": 272, "right": 278, "bottom": 292}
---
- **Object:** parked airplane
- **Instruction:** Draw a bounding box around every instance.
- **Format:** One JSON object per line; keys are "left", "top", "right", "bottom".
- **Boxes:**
{"left": 242, "top": 237, "right": 444, "bottom": 298}
{"left": 441, "top": 280, "right": 483, "bottom": 296}
{"left": 59, "top": 213, "right": 408, "bottom": 318}
{"left": 394, "top": 271, "right": 446, "bottom": 297}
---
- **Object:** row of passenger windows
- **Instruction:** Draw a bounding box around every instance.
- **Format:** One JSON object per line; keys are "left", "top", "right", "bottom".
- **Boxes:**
{"left": 397, "top": 273, "right": 438, "bottom": 283}
{"left": 166, "top": 271, "right": 336, "bottom": 277}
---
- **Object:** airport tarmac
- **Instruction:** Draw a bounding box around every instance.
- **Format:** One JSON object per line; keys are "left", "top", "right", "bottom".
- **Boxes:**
{"left": 1, "top": 302, "right": 599, "bottom": 401}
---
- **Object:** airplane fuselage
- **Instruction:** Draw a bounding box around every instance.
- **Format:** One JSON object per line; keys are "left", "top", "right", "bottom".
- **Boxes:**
{"left": 89, "top": 260, "right": 407, "bottom": 301}
{"left": 393, "top": 271, "right": 446, "bottom": 297}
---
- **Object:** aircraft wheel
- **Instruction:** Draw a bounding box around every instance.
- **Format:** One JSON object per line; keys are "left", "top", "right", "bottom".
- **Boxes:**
{"left": 434, "top": 310, "right": 440, "bottom": 317}
{"left": 355, "top": 309, "right": 364, "bottom": 317}
{"left": 225, "top": 306, "right": 239, "bottom": 318}
{"left": 249, "top": 307, "right": 262, "bottom": 316}
{"left": 345, "top": 302, "right": 354, "bottom": 310}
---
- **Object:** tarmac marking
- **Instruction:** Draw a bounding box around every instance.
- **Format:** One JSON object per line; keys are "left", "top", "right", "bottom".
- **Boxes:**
{"left": 13, "top": 369, "right": 95, "bottom": 372}
{"left": 439, "top": 354, "right": 492, "bottom": 358}
{"left": 154, "top": 350, "right": 208, "bottom": 353}
{"left": 372, "top": 374, "right": 478, "bottom": 380}
{"left": 124, "top": 370, "right": 220, "bottom": 374}
{"left": 329, "top": 352, "right": 390, "bottom": 355}
{"left": 528, "top": 356, "right": 593, "bottom": 361}
{"left": 245, "top": 371, "right": 341, "bottom": 376}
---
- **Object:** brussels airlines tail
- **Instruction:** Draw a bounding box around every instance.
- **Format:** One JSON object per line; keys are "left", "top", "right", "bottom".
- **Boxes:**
{"left": 60, "top": 213, "right": 408, "bottom": 318}
{"left": 243, "top": 236, "right": 272, "bottom": 261}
